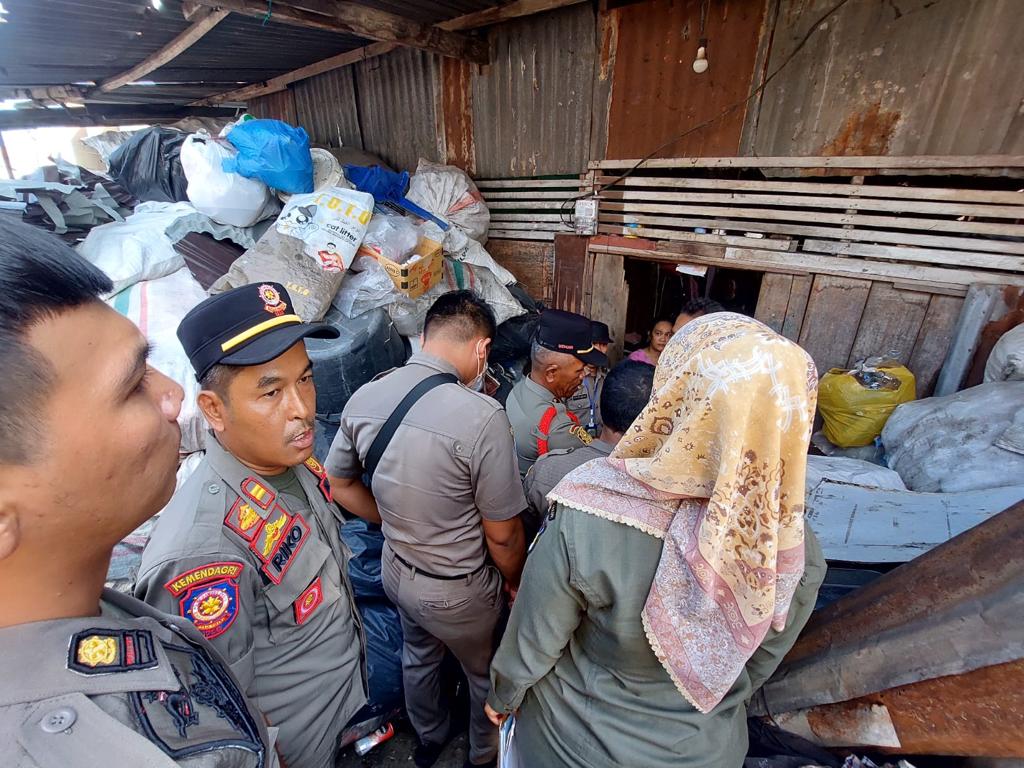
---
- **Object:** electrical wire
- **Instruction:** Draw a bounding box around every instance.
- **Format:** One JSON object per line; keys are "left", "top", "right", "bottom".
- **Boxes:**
{"left": 559, "top": 0, "right": 852, "bottom": 227}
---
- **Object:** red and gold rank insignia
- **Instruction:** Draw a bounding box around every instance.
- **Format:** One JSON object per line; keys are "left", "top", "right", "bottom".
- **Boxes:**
{"left": 294, "top": 577, "right": 324, "bottom": 625}
{"left": 263, "top": 514, "right": 311, "bottom": 585}
{"left": 249, "top": 506, "right": 291, "bottom": 563}
{"left": 303, "top": 456, "right": 333, "bottom": 502}
{"left": 240, "top": 477, "right": 275, "bottom": 510}
{"left": 224, "top": 498, "right": 265, "bottom": 542}
{"left": 258, "top": 283, "right": 287, "bottom": 316}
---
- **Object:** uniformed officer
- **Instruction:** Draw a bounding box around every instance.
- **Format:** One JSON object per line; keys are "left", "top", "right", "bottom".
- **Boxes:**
{"left": 326, "top": 290, "right": 527, "bottom": 768}
{"left": 135, "top": 283, "right": 367, "bottom": 768}
{"left": 524, "top": 360, "right": 655, "bottom": 538}
{"left": 566, "top": 320, "right": 613, "bottom": 435}
{"left": 0, "top": 219, "right": 277, "bottom": 768}
{"left": 506, "top": 309, "right": 609, "bottom": 477}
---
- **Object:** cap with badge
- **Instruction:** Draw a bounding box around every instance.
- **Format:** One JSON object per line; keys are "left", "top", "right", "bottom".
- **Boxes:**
{"left": 535, "top": 309, "right": 609, "bottom": 367}
{"left": 591, "top": 321, "right": 612, "bottom": 345}
{"left": 178, "top": 282, "right": 339, "bottom": 381}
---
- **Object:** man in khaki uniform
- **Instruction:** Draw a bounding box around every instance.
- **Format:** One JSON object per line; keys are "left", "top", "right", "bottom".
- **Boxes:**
{"left": 524, "top": 360, "right": 654, "bottom": 536}
{"left": 566, "top": 321, "right": 613, "bottom": 435}
{"left": 0, "top": 219, "right": 277, "bottom": 768}
{"left": 506, "top": 310, "right": 609, "bottom": 477}
{"left": 326, "top": 290, "right": 526, "bottom": 768}
{"left": 135, "top": 283, "right": 366, "bottom": 768}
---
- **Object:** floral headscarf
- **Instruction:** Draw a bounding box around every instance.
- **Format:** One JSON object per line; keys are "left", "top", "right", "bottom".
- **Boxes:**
{"left": 548, "top": 313, "right": 818, "bottom": 713}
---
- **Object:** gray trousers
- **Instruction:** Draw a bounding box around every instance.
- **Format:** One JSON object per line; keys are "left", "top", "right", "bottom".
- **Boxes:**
{"left": 381, "top": 543, "right": 503, "bottom": 764}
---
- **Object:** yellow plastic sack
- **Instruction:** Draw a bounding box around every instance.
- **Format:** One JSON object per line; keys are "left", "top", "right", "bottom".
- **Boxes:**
{"left": 818, "top": 364, "right": 916, "bottom": 448}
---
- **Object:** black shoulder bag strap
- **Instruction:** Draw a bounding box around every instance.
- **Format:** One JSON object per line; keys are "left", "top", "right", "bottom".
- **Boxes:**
{"left": 364, "top": 372, "right": 458, "bottom": 485}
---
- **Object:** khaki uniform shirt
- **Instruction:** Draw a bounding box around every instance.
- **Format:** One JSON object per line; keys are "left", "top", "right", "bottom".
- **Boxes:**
{"left": 489, "top": 506, "right": 826, "bottom": 768}
{"left": 135, "top": 439, "right": 366, "bottom": 768}
{"left": 523, "top": 440, "right": 615, "bottom": 525}
{"left": 0, "top": 588, "right": 279, "bottom": 768}
{"left": 326, "top": 352, "right": 526, "bottom": 577}
{"left": 506, "top": 376, "right": 589, "bottom": 477}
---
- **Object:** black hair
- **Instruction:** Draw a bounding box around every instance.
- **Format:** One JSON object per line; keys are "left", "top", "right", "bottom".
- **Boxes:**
{"left": 199, "top": 363, "right": 242, "bottom": 401}
{"left": 0, "top": 217, "right": 113, "bottom": 464}
{"left": 679, "top": 297, "right": 725, "bottom": 318}
{"left": 423, "top": 289, "right": 497, "bottom": 343}
{"left": 601, "top": 360, "right": 655, "bottom": 434}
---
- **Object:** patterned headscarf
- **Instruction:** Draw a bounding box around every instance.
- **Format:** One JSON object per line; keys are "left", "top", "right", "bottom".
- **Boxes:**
{"left": 548, "top": 313, "right": 818, "bottom": 713}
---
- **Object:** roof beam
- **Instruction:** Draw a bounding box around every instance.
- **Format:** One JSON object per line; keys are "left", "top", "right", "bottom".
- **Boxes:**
{"left": 0, "top": 104, "right": 238, "bottom": 131}
{"left": 195, "top": 0, "right": 587, "bottom": 105}
{"left": 96, "top": 10, "right": 231, "bottom": 93}
{"left": 186, "top": 0, "right": 489, "bottom": 64}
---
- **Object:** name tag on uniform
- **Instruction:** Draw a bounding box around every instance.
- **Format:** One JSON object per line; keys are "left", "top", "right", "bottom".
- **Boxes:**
{"left": 262, "top": 515, "right": 311, "bottom": 585}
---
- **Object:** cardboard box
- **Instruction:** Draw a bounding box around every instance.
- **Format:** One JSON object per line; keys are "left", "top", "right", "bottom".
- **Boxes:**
{"left": 358, "top": 236, "right": 443, "bottom": 298}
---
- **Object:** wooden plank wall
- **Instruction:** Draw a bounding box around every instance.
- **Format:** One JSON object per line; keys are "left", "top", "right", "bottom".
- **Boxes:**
{"left": 486, "top": 238, "right": 555, "bottom": 305}
{"left": 755, "top": 274, "right": 963, "bottom": 395}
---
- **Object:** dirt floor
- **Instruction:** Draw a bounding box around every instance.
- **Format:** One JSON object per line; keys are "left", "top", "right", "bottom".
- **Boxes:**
{"left": 335, "top": 720, "right": 469, "bottom": 768}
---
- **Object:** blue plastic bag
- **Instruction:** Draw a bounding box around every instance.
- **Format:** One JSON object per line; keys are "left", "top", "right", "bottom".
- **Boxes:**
{"left": 223, "top": 119, "right": 314, "bottom": 194}
{"left": 344, "top": 164, "right": 449, "bottom": 231}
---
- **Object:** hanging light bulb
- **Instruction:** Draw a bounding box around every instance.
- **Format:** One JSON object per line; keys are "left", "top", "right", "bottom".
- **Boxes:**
{"left": 693, "top": 39, "right": 709, "bottom": 74}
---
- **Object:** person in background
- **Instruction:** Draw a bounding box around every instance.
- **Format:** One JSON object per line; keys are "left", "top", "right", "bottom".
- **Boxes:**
{"left": 566, "top": 321, "right": 613, "bottom": 436}
{"left": 506, "top": 310, "right": 609, "bottom": 477}
{"left": 135, "top": 283, "right": 367, "bottom": 768}
{"left": 627, "top": 317, "right": 673, "bottom": 366}
{"left": 486, "top": 314, "right": 826, "bottom": 768}
{"left": 523, "top": 360, "right": 654, "bottom": 540}
{"left": 0, "top": 219, "right": 278, "bottom": 768}
{"left": 326, "top": 290, "right": 526, "bottom": 768}
{"left": 673, "top": 297, "right": 725, "bottom": 332}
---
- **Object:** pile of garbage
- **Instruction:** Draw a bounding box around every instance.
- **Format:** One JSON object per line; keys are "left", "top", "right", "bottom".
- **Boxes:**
{"left": 10, "top": 115, "right": 534, "bottom": 749}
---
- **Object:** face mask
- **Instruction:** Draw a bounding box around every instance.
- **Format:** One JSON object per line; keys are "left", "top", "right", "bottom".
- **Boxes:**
{"left": 466, "top": 340, "right": 487, "bottom": 392}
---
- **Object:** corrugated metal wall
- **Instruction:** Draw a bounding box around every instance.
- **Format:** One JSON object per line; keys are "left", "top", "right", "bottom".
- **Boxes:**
{"left": 247, "top": 0, "right": 1024, "bottom": 172}
{"left": 470, "top": 2, "right": 597, "bottom": 177}
{"left": 746, "top": 0, "right": 1024, "bottom": 156}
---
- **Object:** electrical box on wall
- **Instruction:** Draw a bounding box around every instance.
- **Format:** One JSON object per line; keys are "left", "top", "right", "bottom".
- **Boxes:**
{"left": 573, "top": 198, "right": 598, "bottom": 235}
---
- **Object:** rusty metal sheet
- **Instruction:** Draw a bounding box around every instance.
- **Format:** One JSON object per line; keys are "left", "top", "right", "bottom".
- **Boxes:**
{"left": 760, "top": 500, "right": 1024, "bottom": 713}
{"left": 441, "top": 57, "right": 476, "bottom": 174}
{"left": 355, "top": 47, "right": 444, "bottom": 172}
{"left": 471, "top": 3, "right": 597, "bottom": 177}
{"left": 604, "top": 0, "right": 766, "bottom": 160}
{"left": 750, "top": 0, "right": 1024, "bottom": 157}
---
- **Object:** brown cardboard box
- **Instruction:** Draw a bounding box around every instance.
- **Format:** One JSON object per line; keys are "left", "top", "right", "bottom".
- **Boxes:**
{"left": 359, "top": 236, "right": 443, "bottom": 298}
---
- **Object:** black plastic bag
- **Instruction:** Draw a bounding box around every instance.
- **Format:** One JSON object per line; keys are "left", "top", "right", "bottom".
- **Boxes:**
{"left": 341, "top": 517, "right": 388, "bottom": 601}
{"left": 492, "top": 311, "right": 540, "bottom": 363}
{"left": 108, "top": 127, "right": 189, "bottom": 203}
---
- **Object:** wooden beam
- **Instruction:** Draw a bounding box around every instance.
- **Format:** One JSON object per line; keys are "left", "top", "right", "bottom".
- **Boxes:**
{"left": 188, "top": 0, "right": 488, "bottom": 64}
{"left": 96, "top": 10, "right": 230, "bottom": 93}
{"left": 197, "top": 0, "right": 586, "bottom": 105}
{"left": 0, "top": 104, "right": 238, "bottom": 130}
{"left": 590, "top": 155, "right": 1024, "bottom": 170}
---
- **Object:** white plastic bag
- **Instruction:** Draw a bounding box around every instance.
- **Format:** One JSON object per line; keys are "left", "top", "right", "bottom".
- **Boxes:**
{"left": 180, "top": 133, "right": 278, "bottom": 228}
{"left": 984, "top": 324, "right": 1024, "bottom": 383}
{"left": 881, "top": 381, "right": 1024, "bottom": 492}
{"left": 362, "top": 214, "right": 421, "bottom": 262}
{"left": 406, "top": 159, "right": 490, "bottom": 244}
{"left": 333, "top": 256, "right": 401, "bottom": 318}
{"left": 804, "top": 455, "right": 907, "bottom": 493}
{"left": 78, "top": 201, "right": 257, "bottom": 294}
{"left": 107, "top": 268, "right": 209, "bottom": 454}
{"left": 276, "top": 186, "right": 375, "bottom": 272}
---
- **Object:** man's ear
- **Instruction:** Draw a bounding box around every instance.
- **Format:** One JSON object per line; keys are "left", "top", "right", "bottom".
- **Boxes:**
{"left": 0, "top": 503, "right": 21, "bottom": 562}
{"left": 479, "top": 338, "right": 492, "bottom": 360}
{"left": 542, "top": 363, "right": 559, "bottom": 384}
{"left": 197, "top": 390, "right": 228, "bottom": 433}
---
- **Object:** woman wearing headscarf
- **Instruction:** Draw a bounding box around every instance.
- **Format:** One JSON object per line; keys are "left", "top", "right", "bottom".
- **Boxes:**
{"left": 486, "top": 313, "right": 826, "bottom": 768}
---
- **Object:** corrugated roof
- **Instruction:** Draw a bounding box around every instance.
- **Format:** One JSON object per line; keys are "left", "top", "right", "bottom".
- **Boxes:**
{"left": 0, "top": 0, "right": 501, "bottom": 117}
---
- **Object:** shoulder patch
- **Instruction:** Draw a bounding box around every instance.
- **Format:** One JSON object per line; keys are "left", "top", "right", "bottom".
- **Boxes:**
{"left": 263, "top": 514, "right": 311, "bottom": 585}
{"left": 569, "top": 424, "right": 594, "bottom": 445}
{"left": 165, "top": 562, "right": 244, "bottom": 598}
{"left": 224, "top": 498, "right": 264, "bottom": 541}
{"left": 294, "top": 577, "right": 324, "bottom": 625}
{"left": 240, "top": 477, "right": 275, "bottom": 510}
{"left": 303, "top": 456, "right": 333, "bottom": 503}
{"left": 179, "top": 578, "right": 240, "bottom": 640}
{"left": 68, "top": 629, "right": 158, "bottom": 675}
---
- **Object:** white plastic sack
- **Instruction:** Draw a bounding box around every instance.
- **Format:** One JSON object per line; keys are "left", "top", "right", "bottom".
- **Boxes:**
{"left": 805, "top": 455, "right": 906, "bottom": 493}
{"left": 276, "top": 186, "right": 375, "bottom": 272}
{"left": 107, "top": 268, "right": 209, "bottom": 454}
{"left": 881, "top": 381, "right": 1024, "bottom": 492}
{"left": 422, "top": 221, "right": 516, "bottom": 286}
{"left": 407, "top": 159, "right": 490, "bottom": 245}
{"left": 78, "top": 201, "right": 257, "bottom": 294}
{"left": 333, "top": 256, "right": 401, "bottom": 319}
{"left": 180, "top": 133, "right": 279, "bottom": 228}
{"left": 984, "top": 323, "right": 1024, "bottom": 383}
